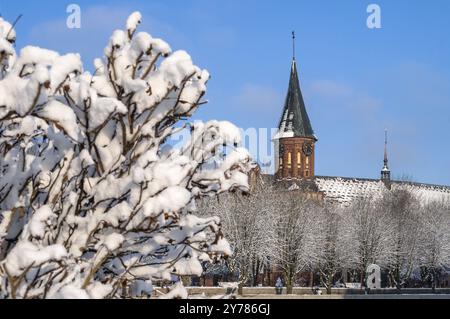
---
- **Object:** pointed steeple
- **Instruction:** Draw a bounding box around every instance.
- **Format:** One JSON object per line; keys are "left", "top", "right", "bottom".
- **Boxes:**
{"left": 381, "top": 129, "right": 391, "bottom": 186}
{"left": 276, "top": 32, "right": 316, "bottom": 140}
{"left": 274, "top": 32, "right": 317, "bottom": 180}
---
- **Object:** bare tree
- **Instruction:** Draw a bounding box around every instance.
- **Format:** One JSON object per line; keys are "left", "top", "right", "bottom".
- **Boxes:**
{"left": 383, "top": 188, "right": 421, "bottom": 290}
{"left": 272, "top": 194, "right": 319, "bottom": 294}
{"left": 198, "top": 181, "right": 276, "bottom": 294}
{"left": 315, "top": 203, "right": 350, "bottom": 294}
{"left": 417, "top": 200, "right": 450, "bottom": 290}
{"left": 0, "top": 13, "right": 253, "bottom": 299}
{"left": 342, "top": 196, "right": 391, "bottom": 288}
{"left": 200, "top": 184, "right": 450, "bottom": 294}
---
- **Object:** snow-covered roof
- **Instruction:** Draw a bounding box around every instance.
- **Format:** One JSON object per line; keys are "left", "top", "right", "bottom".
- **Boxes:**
{"left": 315, "top": 176, "right": 450, "bottom": 204}
{"left": 391, "top": 180, "right": 450, "bottom": 203}
{"left": 261, "top": 174, "right": 450, "bottom": 205}
{"left": 315, "top": 176, "right": 385, "bottom": 204}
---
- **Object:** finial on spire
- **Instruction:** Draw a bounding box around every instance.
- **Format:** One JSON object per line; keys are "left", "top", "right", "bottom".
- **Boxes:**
{"left": 381, "top": 129, "right": 391, "bottom": 187}
{"left": 292, "top": 30, "right": 296, "bottom": 61}
{"left": 384, "top": 129, "right": 388, "bottom": 165}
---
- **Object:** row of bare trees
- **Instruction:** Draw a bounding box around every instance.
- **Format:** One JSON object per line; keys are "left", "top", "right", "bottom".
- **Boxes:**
{"left": 198, "top": 183, "right": 450, "bottom": 294}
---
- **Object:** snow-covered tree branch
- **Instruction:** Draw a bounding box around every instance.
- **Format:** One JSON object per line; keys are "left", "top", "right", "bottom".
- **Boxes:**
{"left": 0, "top": 13, "right": 253, "bottom": 299}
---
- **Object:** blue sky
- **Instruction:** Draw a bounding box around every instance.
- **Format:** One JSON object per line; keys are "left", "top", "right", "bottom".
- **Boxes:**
{"left": 1, "top": 0, "right": 450, "bottom": 185}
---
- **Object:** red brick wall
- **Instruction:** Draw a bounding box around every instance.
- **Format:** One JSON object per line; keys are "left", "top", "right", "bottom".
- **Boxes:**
{"left": 276, "top": 137, "right": 315, "bottom": 179}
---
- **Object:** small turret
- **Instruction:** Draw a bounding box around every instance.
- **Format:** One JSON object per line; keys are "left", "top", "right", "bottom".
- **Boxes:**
{"left": 381, "top": 129, "right": 391, "bottom": 188}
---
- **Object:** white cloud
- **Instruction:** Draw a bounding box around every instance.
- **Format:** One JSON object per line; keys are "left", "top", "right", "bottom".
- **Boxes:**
{"left": 309, "top": 80, "right": 353, "bottom": 98}
{"left": 233, "top": 83, "right": 282, "bottom": 115}
{"left": 306, "top": 79, "right": 382, "bottom": 114}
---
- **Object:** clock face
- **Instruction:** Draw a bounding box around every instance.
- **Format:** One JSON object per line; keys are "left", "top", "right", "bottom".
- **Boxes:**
{"left": 280, "top": 144, "right": 285, "bottom": 155}
{"left": 302, "top": 142, "right": 313, "bottom": 156}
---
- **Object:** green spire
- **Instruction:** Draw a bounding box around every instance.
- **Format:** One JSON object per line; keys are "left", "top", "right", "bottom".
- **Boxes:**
{"left": 277, "top": 42, "right": 316, "bottom": 139}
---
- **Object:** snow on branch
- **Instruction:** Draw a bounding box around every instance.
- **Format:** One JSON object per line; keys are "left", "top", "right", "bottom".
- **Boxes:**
{"left": 0, "top": 13, "right": 254, "bottom": 299}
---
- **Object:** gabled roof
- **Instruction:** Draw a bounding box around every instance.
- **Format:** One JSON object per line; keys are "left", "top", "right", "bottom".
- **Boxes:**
{"left": 314, "top": 176, "right": 450, "bottom": 204}
{"left": 260, "top": 174, "right": 450, "bottom": 205}
{"left": 276, "top": 60, "right": 316, "bottom": 140}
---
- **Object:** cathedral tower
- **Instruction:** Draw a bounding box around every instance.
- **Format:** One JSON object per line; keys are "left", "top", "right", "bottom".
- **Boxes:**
{"left": 274, "top": 32, "right": 317, "bottom": 179}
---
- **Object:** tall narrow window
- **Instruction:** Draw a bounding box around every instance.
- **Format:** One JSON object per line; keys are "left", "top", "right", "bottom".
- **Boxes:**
{"left": 305, "top": 156, "right": 309, "bottom": 169}
{"left": 287, "top": 152, "right": 292, "bottom": 169}
{"left": 279, "top": 157, "right": 283, "bottom": 169}
{"left": 297, "top": 152, "right": 301, "bottom": 168}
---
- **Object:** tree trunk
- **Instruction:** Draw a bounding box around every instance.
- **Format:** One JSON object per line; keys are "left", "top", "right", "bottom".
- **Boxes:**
{"left": 286, "top": 283, "right": 293, "bottom": 295}
{"left": 327, "top": 274, "right": 334, "bottom": 295}
{"left": 252, "top": 259, "right": 260, "bottom": 286}
{"left": 181, "top": 275, "right": 191, "bottom": 287}
{"left": 238, "top": 282, "right": 244, "bottom": 295}
{"left": 360, "top": 267, "right": 365, "bottom": 289}
{"left": 431, "top": 269, "right": 436, "bottom": 293}
{"left": 238, "top": 266, "right": 247, "bottom": 295}
{"left": 284, "top": 270, "right": 293, "bottom": 294}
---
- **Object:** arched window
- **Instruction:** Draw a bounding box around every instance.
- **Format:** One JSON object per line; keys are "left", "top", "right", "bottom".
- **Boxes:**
{"left": 305, "top": 156, "right": 310, "bottom": 177}
{"left": 287, "top": 152, "right": 292, "bottom": 169}
{"left": 297, "top": 152, "right": 301, "bottom": 169}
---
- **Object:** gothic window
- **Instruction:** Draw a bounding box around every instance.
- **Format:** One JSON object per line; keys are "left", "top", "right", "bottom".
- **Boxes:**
{"left": 297, "top": 152, "right": 301, "bottom": 169}
{"left": 305, "top": 156, "right": 309, "bottom": 169}
{"left": 287, "top": 152, "right": 292, "bottom": 169}
{"left": 279, "top": 157, "right": 283, "bottom": 169}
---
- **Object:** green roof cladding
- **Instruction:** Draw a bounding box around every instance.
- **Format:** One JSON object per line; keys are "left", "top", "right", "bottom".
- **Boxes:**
{"left": 277, "top": 60, "right": 316, "bottom": 140}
